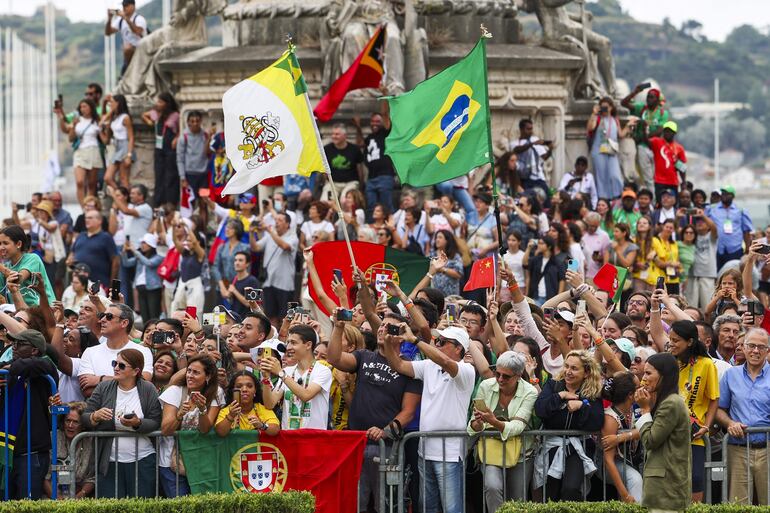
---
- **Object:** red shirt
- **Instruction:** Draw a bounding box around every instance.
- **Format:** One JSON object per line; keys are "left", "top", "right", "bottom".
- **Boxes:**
{"left": 649, "top": 137, "right": 686, "bottom": 186}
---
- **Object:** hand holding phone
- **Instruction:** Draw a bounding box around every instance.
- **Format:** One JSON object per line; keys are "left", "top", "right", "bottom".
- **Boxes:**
{"left": 473, "top": 399, "right": 489, "bottom": 413}
{"left": 110, "top": 279, "right": 121, "bottom": 301}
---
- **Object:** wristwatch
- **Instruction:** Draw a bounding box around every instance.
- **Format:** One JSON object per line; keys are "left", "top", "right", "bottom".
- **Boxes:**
{"left": 278, "top": 369, "right": 287, "bottom": 380}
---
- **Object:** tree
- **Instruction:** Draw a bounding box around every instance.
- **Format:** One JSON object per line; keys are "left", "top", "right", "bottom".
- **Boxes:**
{"left": 679, "top": 116, "right": 767, "bottom": 161}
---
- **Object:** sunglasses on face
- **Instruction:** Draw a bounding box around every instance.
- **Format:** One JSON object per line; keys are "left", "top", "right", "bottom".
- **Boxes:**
{"left": 495, "top": 371, "right": 515, "bottom": 381}
{"left": 13, "top": 317, "right": 29, "bottom": 325}
{"left": 435, "top": 338, "right": 459, "bottom": 349}
{"left": 11, "top": 340, "right": 33, "bottom": 349}
{"left": 111, "top": 360, "right": 129, "bottom": 370}
{"left": 99, "top": 312, "right": 116, "bottom": 321}
{"left": 633, "top": 356, "right": 643, "bottom": 364}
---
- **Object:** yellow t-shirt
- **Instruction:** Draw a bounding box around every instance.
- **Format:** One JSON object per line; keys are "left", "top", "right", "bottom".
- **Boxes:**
{"left": 216, "top": 404, "right": 279, "bottom": 431}
{"left": 678, "top": 356, "right": 719, "bottom": 447}
{"left": 329, "top": 368, "right": 356, "bottom": 430}
{"left": 652, "top": 236, "right": 680, "bottom": 284}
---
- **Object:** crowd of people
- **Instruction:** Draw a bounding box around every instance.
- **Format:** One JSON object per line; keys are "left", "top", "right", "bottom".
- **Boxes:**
{"left": 0, "top": 74, "right": 768, "bottom": 513}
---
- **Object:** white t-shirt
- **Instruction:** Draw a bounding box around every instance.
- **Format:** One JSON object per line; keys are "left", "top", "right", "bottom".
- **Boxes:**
{"left": 79, "top": 340, "right": 154, "bottom": 381}
{"left": 112, "top": 386, "right": 155, "bottom": 462}
{"left": 58, "top": 358, "right": 84, "bottom": 404}
{"left": 110, "top": 14, "right": 147, "bottom": 47}
{"left": 125, "top": 203, "right": 153, "bottom": 243}
{"left": 503, "top": 250, "right": 526, "bottom": 287}
{"left": 412, "top": 359, "right": 475, "bottom": 461}
{"left": 300, "top": 220, "right": 335, "bottom": 242}
{"left": 542, "top": 350, "right": 564, "bottom": 377}
{"left": 429, "top": 212, "right": 463, "bottom": 237}
{"left": 157, "top": 385, "right": 225, "bottom": 467}
{"left": 278, "top": 363, "right": 332, "bottom": 430}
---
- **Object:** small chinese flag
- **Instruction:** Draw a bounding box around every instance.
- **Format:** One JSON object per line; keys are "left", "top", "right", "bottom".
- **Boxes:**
{"left": 463, "top": 256, "right": 495, "bottom": 292}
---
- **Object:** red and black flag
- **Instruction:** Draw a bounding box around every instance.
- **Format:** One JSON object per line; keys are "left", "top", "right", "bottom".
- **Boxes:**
{"left": 314, "top": 26, "right": 385, "bottom": 122}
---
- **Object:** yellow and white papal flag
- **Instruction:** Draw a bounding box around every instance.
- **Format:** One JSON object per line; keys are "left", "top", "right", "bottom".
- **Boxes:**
{"left": 222, "top": 49, "right": 327, "bottom": 195}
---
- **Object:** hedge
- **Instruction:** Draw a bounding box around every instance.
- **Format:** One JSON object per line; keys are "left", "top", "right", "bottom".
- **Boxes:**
{"left": 498, "top": 502, "right": 770, "bottom": 513}
{"left": 0, "top": 492, "right": 314, "bottom": 513}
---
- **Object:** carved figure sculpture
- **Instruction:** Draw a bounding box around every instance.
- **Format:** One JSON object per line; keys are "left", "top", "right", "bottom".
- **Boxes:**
{"left": 521, "top": 0, "right": 617, "bottom": 98}
{"left": 322, "top": 0, "right": 428, "bottom": 94}
{"left": 116, "top": 0, "right": 227, "bottom": 98}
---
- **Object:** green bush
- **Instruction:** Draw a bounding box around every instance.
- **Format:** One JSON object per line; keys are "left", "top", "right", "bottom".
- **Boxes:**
{"left": 0, "top": 492, "right": 314, "bottom": 513}
{"left": 498, "top": 501, "right": 770, "bottom": 513}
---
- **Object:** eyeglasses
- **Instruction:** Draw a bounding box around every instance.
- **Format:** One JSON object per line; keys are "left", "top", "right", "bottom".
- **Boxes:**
{"left": 11, "top": 340, "right": 33, "bottom": 348}
{"left": 111, "top": 360, "right": 129, "bottom": 370}
{"left": 745, "top": 343, "right": 769, "bottom": 352}
{"left": 99, "top": 312, "right": 116, "bottom": 321}
{"left": 627, "top": 300, "right": 647, "bottom": 307}
{"left": 435, "top": 338, "right": 458, "bottom": 348}
{"left": 495, "top": 371, "right": 515, "bottom": 381}
{"left": 459, "top": 318, "right": 481, "bottom": 326}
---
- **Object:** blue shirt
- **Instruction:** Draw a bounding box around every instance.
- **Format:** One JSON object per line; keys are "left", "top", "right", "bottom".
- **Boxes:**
{"left": 719, "top": 362, "right": 770, "bottom": 445}
{"left": 71, "top": 231, "right": 117, "bottom": 287}
{"left": 706, "top": 203, "right": 753, "bottom": 254}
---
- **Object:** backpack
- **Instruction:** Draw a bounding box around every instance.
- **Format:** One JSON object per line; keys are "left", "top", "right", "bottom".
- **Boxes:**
{"left": 157, "top": 247, "right": 180, "bottom": 282}
{"left": 515, "top": 144, "right": 539, "bottom": 182}
{"left": 404, "top": 225, "right": 425, "bottom": 256}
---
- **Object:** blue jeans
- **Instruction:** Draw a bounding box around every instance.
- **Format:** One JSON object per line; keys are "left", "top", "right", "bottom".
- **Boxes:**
{"left": 435, "top": 182, "right": 478, "bottom": 226}
{"left": 365, "top": 175, "right": 395, "bottom": 221}
{"left": 11, "top": 452, "right": 49, "bottom": 499}
{"left": 159, "top": 466, "right": 190, "bottom": 497}
{"left": 419, "top": 458, "right": 463, "bottom": 513}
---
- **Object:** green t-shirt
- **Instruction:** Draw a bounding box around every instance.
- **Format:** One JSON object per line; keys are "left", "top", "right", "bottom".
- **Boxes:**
{"left": 631, "top": 101, "right": 669, "bottom": 146}
{"left": 0, "top": 253, "right": 56, "bottom": 306}
{"left": 677, "top": 241, "right": 696, "bottom": 278}
{"left": 612, "top": 208, "right": 642, "bottom": 237}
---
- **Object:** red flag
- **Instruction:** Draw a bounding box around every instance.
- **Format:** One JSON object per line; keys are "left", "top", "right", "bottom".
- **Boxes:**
{"left": 308, "top": 241, "right": 430, "bottom": 315}
{"left": 314, "top": 26, "right": 385, "bottom": 122}
{"left": 180, "top": 430, "right": 367, "bottom": 513}
{"left": 463, "top": 256, "right": 495, "bottom": 291}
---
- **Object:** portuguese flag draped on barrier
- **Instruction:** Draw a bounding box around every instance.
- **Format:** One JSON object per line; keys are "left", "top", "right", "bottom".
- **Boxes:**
{"left": 178, "top": 430, "right": 366, "bottom": 513}
{"left": 308, "top": 241, "right": 430, "bottom": 315}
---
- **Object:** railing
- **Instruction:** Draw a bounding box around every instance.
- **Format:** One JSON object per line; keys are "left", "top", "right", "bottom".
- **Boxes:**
{"left": 378, "top": 429, "right": 714, "bottom": 513}
{"left": 720, "top": 427, "right": 770, "bottom": 505}
{"left": 0, "top": 369, "right": 63, "bottom": 500}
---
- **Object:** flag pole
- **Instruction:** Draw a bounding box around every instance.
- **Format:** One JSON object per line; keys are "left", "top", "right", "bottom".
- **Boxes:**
{"left": 479, "top": 25, "right": 506, "bottom": 258}
{"left": 287, "top": 33, "right": 360, "bottom": 271}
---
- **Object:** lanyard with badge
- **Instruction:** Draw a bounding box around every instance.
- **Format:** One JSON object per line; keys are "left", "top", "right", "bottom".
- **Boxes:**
{"left": 285, "top": 361, "right": 316, "bottom": 429}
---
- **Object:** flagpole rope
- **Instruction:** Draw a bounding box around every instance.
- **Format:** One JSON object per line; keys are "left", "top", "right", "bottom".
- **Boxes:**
{"left": 479, "top": 29, "right": 506, "bottom": 258}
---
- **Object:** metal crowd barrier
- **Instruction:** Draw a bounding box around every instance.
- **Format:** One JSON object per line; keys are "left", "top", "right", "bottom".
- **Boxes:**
{"left": 68, "top": 430, "right": 385, "bottom": 503}
{"left": 720, "top": 427, "right": 770, "bottom": 505}
{"left": 378, "top": 429, "right": 714, "bottom": 513}
{"left": 0, "top": 369, "right": 63, "bottom": 500}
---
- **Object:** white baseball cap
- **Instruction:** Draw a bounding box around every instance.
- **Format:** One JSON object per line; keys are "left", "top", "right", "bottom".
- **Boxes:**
{"left": 431, "top": 326, "right": 470, "bottom": 351}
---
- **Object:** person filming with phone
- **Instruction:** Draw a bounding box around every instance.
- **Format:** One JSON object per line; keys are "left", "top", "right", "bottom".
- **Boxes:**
{"left": 105, "top": 0, "right": 148, "bottom": 75}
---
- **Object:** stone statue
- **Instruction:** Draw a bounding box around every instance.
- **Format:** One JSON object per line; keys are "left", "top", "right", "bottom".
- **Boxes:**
{"left": 521, "top": 0, "right": 617, "bottom": 98}
{"left": 322, "top": 0, "right": 428, "bottom": 95}
{"left": 116, "top": 0, "right": 227, "bottom": 98}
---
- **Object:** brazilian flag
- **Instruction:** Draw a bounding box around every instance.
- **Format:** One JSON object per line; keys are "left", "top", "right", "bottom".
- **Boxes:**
{"left": 385, "top": 39, "right": 491, "bottom": 187}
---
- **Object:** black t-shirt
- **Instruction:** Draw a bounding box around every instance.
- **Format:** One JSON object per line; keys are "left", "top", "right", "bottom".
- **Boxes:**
{"left": 324, "top": 142, "right": 363, "bottom": 183}
{"left": 348, "top": 349, "right": 422, "bottom": 433}
{"left": 364, "top": 128, "right": 395, "bottom": 179}
{"left": 232, "top": 274, "right": 260, "bottom": 317}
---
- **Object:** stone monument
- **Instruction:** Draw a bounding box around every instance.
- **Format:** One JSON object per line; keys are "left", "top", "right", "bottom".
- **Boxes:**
{"left": 120, "top": 0, "right": 621, "bottom": 189}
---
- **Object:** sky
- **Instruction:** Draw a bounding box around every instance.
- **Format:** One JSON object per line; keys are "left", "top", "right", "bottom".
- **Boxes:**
{"left": 1, "top": 0, "right": 770, "bottom": 42}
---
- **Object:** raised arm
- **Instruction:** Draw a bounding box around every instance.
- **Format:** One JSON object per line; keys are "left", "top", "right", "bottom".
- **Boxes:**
{"left": 328, "top": 315, "right": 358, "bottom": 373}
{"left": 304, "top": 248, "right": 339, "bottom": 313}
